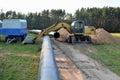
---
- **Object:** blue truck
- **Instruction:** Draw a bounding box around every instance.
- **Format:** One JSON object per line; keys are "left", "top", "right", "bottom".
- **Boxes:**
{"left": 0, "top": 19, "right": 27, "bottom": 43}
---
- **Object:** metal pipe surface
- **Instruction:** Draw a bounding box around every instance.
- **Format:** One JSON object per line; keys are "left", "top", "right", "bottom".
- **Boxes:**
{"left": 38, "top": 36, "right": 60, "bottom": 80}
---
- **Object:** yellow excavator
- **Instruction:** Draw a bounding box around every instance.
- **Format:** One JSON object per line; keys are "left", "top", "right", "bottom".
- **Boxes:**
{"left": 33, "top": 20, "right": 95, "bottom": 43}
{"left": 23, "top": 20, "right": 95, "bottom": 44}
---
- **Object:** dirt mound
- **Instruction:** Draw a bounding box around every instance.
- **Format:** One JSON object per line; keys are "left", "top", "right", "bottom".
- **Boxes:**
{"left": 91, "top": 28, "right": 118, "bottom": 44}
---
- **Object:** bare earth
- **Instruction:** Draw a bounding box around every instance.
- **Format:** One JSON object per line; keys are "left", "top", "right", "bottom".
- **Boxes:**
{"left": 51, "top": 39, "right": 120, "bottom": 80}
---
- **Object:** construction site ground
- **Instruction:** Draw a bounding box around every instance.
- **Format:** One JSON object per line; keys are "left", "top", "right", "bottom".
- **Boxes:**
{"left": 51, "top": 39, "right": 120, "bottom": 80}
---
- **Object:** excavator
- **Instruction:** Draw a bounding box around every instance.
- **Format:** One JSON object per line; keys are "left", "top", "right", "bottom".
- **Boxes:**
{"left": 23, "top": 20, "right": 96, "bottom": 44}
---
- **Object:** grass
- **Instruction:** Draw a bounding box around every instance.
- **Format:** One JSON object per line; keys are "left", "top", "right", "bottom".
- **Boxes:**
{"left": 111, "top": 33, "right": 120, "bottom": 37}
{"left": 111, "top": 33, "right": 120, "bottom": 42}
{"left": 76, "top": 33, "right": 120, "bottom": 76}
{"left": 0, "top": 33, "right": 40, "bottom": 80}
{"left": 27, "top": 33, "right": 37, "bottom": 38}
{"left": 91, "top": 33, "right": 120, "bottom": 76}
{"left": 91, "top": 43, "right": 120, "bottom": 75}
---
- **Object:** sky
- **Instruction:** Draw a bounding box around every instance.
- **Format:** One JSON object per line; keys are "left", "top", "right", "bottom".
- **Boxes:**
{"left": 0, "top": 0, "right": 120, "bottom": 14}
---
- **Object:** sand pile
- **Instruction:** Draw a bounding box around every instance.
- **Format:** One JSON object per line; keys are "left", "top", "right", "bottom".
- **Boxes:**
{"left": 90, "top": 28, "right": 118, "bottom": 44}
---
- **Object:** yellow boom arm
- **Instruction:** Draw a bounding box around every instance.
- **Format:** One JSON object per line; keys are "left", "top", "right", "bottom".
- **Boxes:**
{"left": 34, "top": 22, "right": 71, "bottom": 42}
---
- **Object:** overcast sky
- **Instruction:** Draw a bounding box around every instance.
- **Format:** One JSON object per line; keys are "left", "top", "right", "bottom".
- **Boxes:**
{"left": 0, "top": 0, "right": 120, "bottom": 14}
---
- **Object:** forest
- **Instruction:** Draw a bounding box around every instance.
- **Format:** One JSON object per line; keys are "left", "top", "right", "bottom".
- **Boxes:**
{"left": 0, "top": 7, "right": 120, "bottom": 32}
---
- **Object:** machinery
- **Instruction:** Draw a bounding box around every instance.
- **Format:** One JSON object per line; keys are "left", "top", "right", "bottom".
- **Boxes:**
{"left": 34, "top": 20, "right": 96, "bottom": 43}
{"left": 67, "top": 20, "right": 95, "bottom": 43}
{"left": 0, "top": 19, "right": 27, "bottom": 43}
{"left": 34, "top": 21, "right": 70, "bottom": 41}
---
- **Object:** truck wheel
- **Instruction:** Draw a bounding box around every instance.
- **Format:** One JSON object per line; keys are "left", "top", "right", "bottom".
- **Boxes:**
{"left": 21, "top": 36, "right": 25, "bottom": 41}
{"left": 5, "top": 37, "right": 8, "bottom": 42}
{"left": 16, "top": 37, "right": 22, "bottom": 42}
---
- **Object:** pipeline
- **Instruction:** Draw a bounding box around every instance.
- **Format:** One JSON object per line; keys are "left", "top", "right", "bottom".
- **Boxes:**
{"left": 38, "top": 36, "right": 60, "bottom": 80}
{"left": 54, "top": 32, "right": 60, "bottom": 38}
{"left": 53, "top": 28, "right": 71, "bottom": 42}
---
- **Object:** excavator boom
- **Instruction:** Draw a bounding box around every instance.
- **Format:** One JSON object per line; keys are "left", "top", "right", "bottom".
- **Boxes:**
{"left": 34, "top": 22, "right": 71, "bottom": 42}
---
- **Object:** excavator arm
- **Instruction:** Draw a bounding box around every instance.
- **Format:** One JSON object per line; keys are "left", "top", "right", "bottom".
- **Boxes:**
{"left": 34, "top": 22, "right": 71, "bottom": 42}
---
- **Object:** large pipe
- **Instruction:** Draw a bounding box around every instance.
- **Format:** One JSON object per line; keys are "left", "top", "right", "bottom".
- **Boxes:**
{"left": 38, "top": 36, "right": 60, "bottom": 80}
{"left": 53, "top": 28, "right": 71, "bottom": 42}
{"left": 48, "top": 31, "right": 60, "bottom": 38}
{"left": 54, "top": 32, "right": 60, "bottom": 38}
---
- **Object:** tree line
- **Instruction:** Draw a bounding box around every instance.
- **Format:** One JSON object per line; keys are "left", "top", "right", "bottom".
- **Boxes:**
{"left": 0, "top": 7, "right": 120, "bottom": 32}
{"left": 75, "top": 7, "right": 120, "bottom": 32}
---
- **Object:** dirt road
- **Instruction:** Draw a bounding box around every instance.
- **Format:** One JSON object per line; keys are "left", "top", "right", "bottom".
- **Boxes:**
{"left": 51, "top": 39, "right": 120, "bottom": 80}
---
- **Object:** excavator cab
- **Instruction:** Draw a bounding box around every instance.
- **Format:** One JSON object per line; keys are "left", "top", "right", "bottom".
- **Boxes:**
{"left": 69, "top": 20, "right": 95, "bottom": 43}
{"left": 71, "top": 20, "right": 85, "bottom": 34}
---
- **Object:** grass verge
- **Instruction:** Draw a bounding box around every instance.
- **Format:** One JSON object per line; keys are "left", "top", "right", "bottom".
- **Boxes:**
{"left": 91, "top": 34, "right": 120, "bottom": 76}
{"left": 91, "top": 43, "right": 120, "bottom": 75}
{"left": 0, "top": 34, "right": 40, "bottom": 80}
{"left": 76, "top": 33, "right": 120, "bottom": 76}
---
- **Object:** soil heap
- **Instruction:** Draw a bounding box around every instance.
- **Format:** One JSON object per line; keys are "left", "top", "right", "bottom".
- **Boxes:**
{"left": 90, "top": 28, "right": 118, "bottom": 44}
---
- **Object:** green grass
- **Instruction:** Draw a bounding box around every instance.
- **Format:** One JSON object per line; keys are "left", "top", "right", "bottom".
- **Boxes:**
{"left": 111, "top": 33, "right": 120, "bottom": 41}
{"left": 91, "top": 34, "right": 120, "bottom": 76}
{"left": 0, "top": 33, "right": 40, "bottom": 80}
{"left": 91, "top": 43, "right": 120, "bottom": 75}
{"left": 27, "top": 33, "right": 37, "bottom": 38}
{"left": 76, "top": 33, "right": 120, "bottom": 76}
